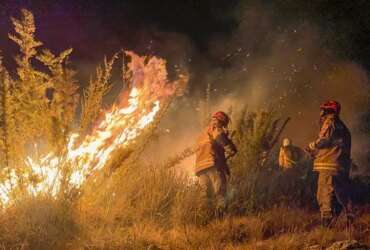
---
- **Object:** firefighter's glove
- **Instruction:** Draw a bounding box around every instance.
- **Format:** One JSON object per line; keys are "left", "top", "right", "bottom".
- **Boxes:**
{"left": 304, "top": 147, "right": 314, "bottom": 159}
{"left": 308, "top": 142, "right": 316, "bottom": 151}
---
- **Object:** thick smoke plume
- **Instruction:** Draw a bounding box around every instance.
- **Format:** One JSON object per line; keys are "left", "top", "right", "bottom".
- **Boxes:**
{"left": 145, "top": 4, "right": 370, "bottom": 173}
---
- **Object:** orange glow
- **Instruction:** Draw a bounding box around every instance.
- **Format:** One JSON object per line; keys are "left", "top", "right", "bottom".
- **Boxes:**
{"left": 0, "top": 52, "right": 180, "bottom": 206}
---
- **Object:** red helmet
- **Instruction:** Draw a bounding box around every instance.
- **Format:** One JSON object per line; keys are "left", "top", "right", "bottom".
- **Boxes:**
{"left": 320, "top": 100, "right": 341, "bottom": 114}
{"left": 212, "top": 111, "right": 230, "bottom": 126}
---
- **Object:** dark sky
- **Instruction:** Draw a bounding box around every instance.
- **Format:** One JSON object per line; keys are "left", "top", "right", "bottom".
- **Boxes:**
{"left": 0, "top": 0, "right": 369, "bottom": 89}
{"left": 0, "top": 1, "right": 237, "bottom": 61}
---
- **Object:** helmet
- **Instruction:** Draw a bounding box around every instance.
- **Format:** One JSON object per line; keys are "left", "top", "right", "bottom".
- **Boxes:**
{"left": 282, "top": 138, "right": 291, "bottom": 147}
{"left": 212, "top": 111, "right": 230, "bottom": 126}
{"left": 320, "top": 100, "right": 341, "bottom": 115}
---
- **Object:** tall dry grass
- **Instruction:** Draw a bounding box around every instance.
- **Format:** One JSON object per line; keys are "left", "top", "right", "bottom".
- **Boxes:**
{"left": 0, "top": 196, "right": 77, "bottom": 249}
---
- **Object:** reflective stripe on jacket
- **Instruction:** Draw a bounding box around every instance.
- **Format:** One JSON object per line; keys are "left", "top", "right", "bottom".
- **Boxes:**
{"left": 312, "top": 114, "right": 351, "bottom": 172}
{"left": 195, "top": 126, "right": 237, "bottom": 174}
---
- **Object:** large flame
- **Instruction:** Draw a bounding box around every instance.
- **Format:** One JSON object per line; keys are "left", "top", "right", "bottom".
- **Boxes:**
{"left": 0, "top": 52, "right": 181, "bottom": 206}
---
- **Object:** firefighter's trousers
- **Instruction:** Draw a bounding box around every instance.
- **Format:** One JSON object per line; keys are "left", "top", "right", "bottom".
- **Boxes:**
{"left": 316, "top": 170, "right": 352, "bottom": 219}
{"left": 197, "top": 166, "right": 227, "bottom": 210}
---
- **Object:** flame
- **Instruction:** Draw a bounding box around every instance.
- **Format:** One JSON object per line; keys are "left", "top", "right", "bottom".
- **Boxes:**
{"left": 0, "top": 52, "right": 181, "bottom": 206}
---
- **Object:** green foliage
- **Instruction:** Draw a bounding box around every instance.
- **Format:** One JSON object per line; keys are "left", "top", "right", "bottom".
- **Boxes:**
{"left": 228, "top": 107, "right": 280, "bottom": 212}
{"left": 230, "top": 108, "right": 277, "bottom": 170}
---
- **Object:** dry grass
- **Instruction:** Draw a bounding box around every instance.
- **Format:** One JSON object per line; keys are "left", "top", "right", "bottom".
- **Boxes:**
{"left": 0, "top": 196, "right": 77, "bottom": 250}
{"left": 0, "top": 190, "right": 368, "bottom": 249}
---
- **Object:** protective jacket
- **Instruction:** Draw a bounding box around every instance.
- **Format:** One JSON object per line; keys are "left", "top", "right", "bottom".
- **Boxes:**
{"left": 311, "top": 114, "right": 351, "bottom": 173}
{"left": 195, "top": 125, "right": 237, "bottom": 175}
{"left": 278, "top": 145, "right": 302, "bottom": 169}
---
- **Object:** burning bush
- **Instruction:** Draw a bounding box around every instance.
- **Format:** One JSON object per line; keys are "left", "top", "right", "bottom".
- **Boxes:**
{"left": 0, "top": 9, "right": 188, "bottom": 208}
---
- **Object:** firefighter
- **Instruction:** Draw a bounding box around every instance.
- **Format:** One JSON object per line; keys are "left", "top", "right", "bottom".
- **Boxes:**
{"left": 306, "top": 100, "right": 353, "bottom": 227}
{"left": 278, "top": 138, "right": 303, "bottom": 169}
{"left": 195, "top": 111, "right": 237, "bottom": 215}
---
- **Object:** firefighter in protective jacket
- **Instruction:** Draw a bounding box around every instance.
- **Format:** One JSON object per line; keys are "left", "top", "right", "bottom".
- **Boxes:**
{"left": 279, "top": 138, "right": 303, "bottom": 169}
{"left": 195, "top": 111, "right": 237, "bottom": 213}
{"left": 306, "top": 100, "right": 353, "bottom": 227}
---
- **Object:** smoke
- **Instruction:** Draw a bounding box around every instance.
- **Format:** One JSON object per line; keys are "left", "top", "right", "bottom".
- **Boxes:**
{"left": 2, "top": 2, "right": 366, "bottom": 172}
{"left": 218, "top": 6, "right": 370, "bottom": 170}
{"left": 145, "top": 3, "right": 370, "bottom": 173}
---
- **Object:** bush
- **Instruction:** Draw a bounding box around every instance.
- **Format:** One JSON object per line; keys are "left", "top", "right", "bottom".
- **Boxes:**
{"left": 226, "top": 107, "right": 317, "bottom": 214}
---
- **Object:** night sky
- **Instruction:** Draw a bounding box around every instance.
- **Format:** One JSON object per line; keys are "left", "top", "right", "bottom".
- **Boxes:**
{"left": 0, "top": 1, "right": 369, "bottom": 77}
